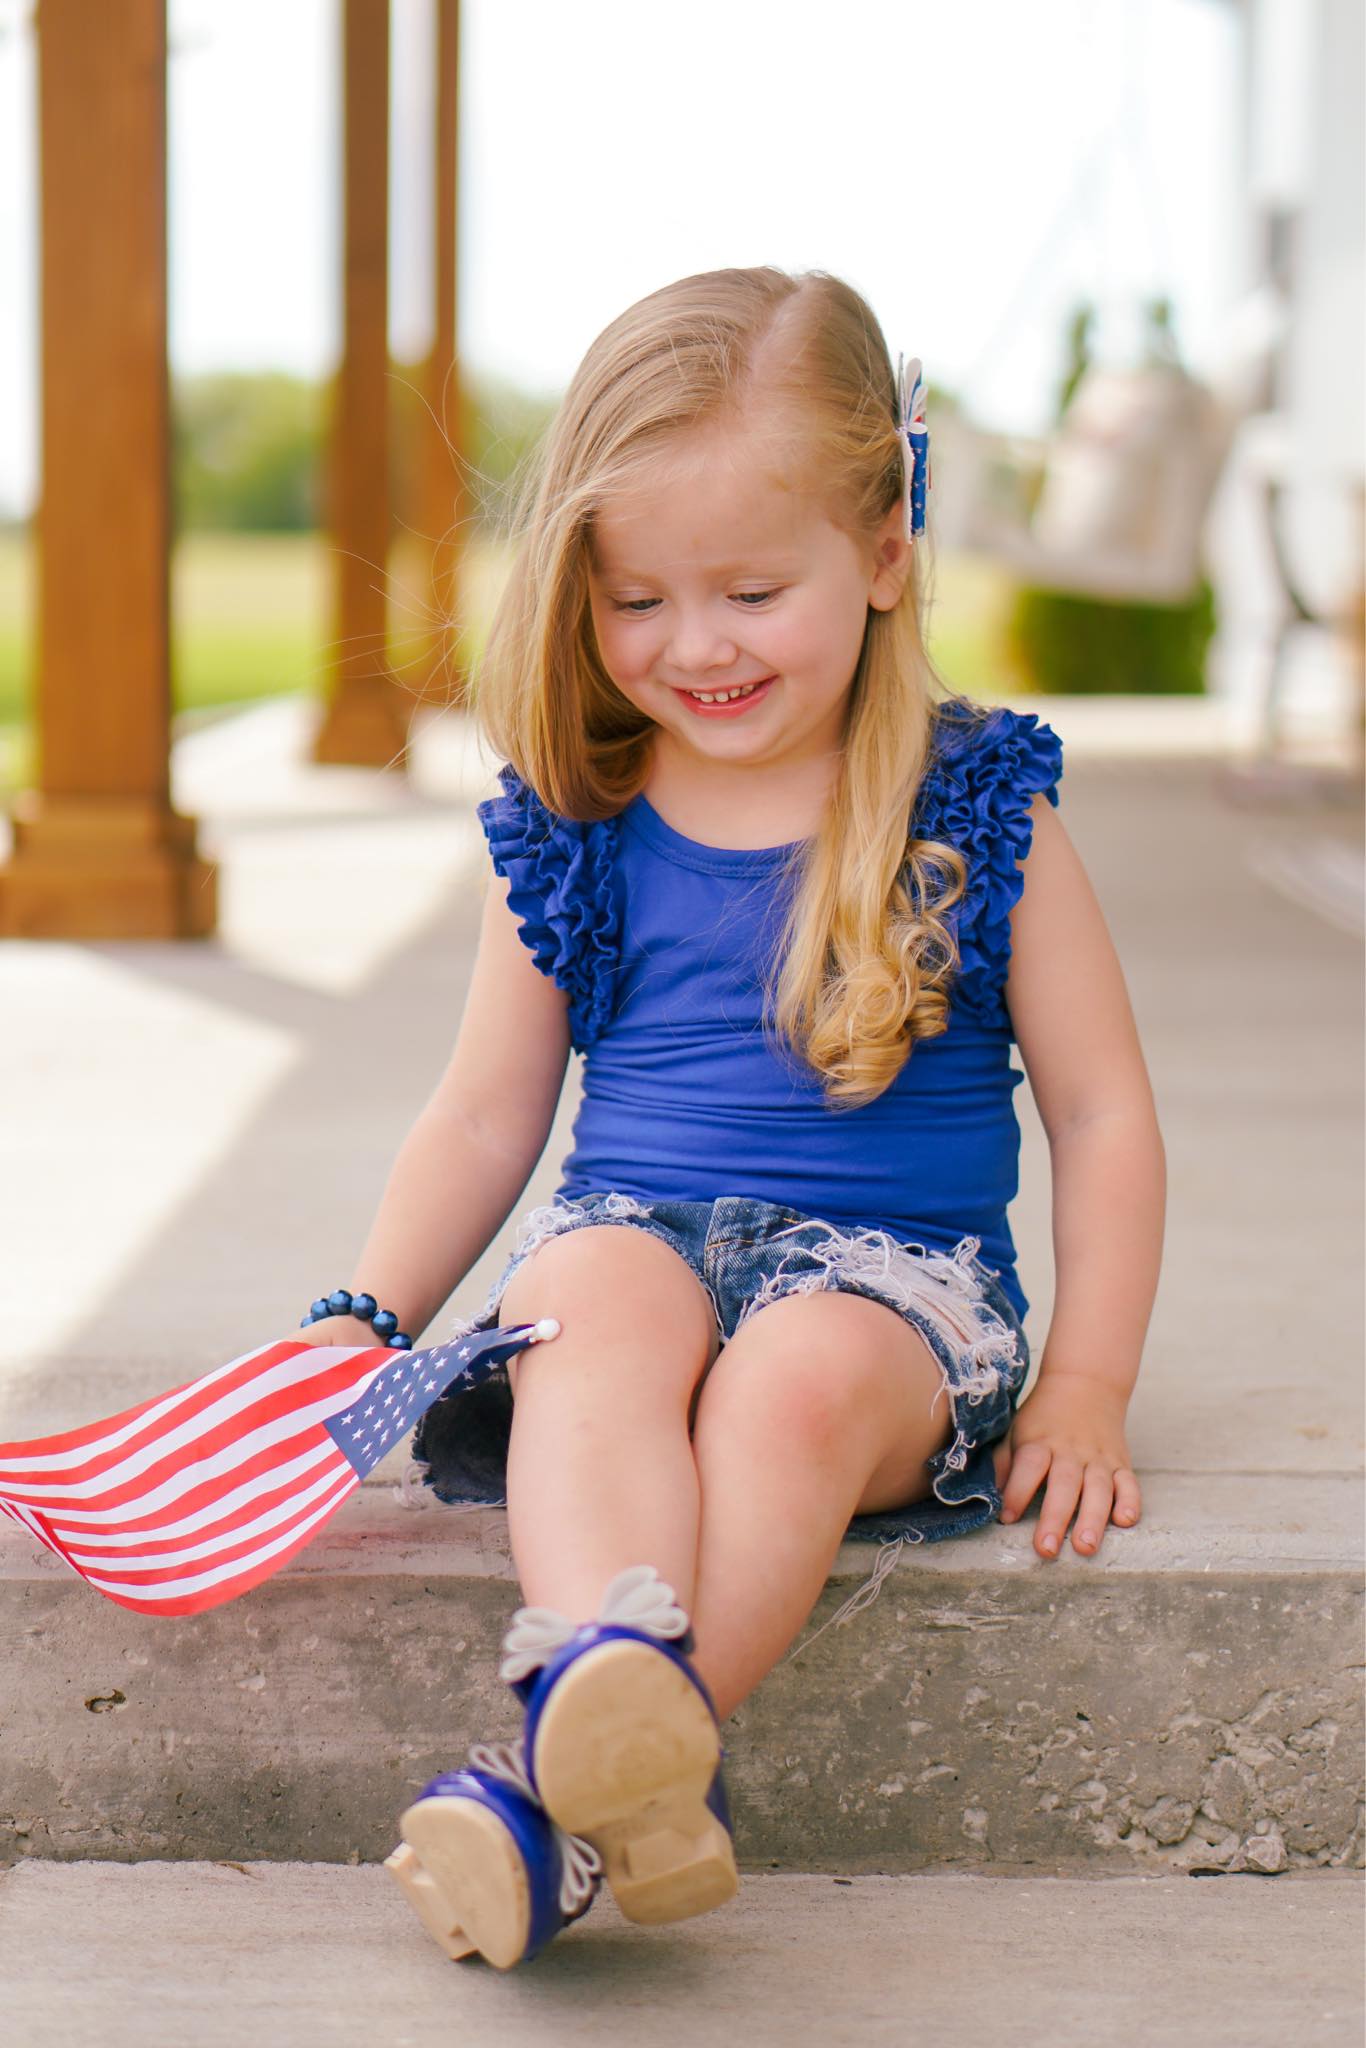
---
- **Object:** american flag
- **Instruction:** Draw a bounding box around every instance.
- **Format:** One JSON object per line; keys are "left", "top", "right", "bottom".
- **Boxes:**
{"left": 0, "top": 1320, "right": 556, "bottom": 1617}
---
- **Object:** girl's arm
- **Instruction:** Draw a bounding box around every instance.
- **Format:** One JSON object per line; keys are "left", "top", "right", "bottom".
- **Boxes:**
{"left": 297, "top": 862, "right": 572, "bottom": 1347}
{"left": 998, "top": 793, "right": 1167, "bottom": 1559}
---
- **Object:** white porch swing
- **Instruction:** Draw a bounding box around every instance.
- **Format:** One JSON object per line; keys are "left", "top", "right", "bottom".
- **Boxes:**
{"left": 931, "top": 105, "right": 1265, "bottom": 613}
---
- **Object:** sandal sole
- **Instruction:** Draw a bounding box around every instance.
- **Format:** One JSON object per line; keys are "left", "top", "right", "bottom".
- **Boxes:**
{"left": 531, "top": 1638, "right": 738, "bottom": 1926}
{"left": 389, "top": 1796, "right": 533, "bottom": 1969}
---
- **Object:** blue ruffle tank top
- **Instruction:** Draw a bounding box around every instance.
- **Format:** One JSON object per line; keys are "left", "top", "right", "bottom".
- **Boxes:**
{"left": 477, "top": 697, "right": 1063, "bottom": 1324}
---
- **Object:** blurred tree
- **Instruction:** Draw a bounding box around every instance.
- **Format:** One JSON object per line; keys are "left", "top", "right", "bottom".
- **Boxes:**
{"left": 173, "top": 373, "right": 323, "bottom": 532}
{"left": 172, "top": 367, "right": 561, "bottom": 536}
{"left": 389, "top": 362, "right": 559, "bottom": 540}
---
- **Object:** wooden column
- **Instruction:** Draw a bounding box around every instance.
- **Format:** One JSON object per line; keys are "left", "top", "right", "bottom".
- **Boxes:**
{"left": 417, "top": 0, "right": 469, "bottom": 708}
{"left": 0, "top": 0, "right": 216, "bottom": 939}
{"left": 314, "top": 0, "right": 410, "bottom": 767}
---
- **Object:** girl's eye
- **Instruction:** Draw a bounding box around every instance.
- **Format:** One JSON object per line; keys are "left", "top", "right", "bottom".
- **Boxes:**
{"left": 611, "top": 590, "right": 780, "bottom": 616}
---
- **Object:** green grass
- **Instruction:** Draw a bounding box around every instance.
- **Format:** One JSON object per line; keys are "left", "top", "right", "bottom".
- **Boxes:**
{"left": 0, "top": 532, "right": 320, "bottom": 725}
{"left": 0, "top": 531, "right": 482, "bottom": 724}
{"left": 0, "top": 530, "right": 1030, "bottom": 795}
{"left": 173, "top": 533, "right": 331, "bottom": 705}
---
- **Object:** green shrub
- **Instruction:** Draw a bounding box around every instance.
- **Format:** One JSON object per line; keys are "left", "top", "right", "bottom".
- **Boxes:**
{"left": 173, "top": 373, "right": 323, "bottom": 532}
{"left": 1005, "top": 577, "right": 1217, "bottom": 695}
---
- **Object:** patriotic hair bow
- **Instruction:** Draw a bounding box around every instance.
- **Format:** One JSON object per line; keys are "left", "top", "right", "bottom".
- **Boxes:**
{"left": 896, "top": 353, "right": 930, "bottom": 541}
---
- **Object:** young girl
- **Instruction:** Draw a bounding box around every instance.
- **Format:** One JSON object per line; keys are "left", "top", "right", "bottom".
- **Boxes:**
{"left": 297, "top": 266, "right": 1165, "bottom": 1970}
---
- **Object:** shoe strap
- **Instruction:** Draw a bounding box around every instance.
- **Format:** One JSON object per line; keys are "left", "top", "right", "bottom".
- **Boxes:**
{"left": 466, "top": 1736, "right": 603, "bottom": 1920}
{"left": 498, "top": 1563, "right": 690, "bottom": 1686}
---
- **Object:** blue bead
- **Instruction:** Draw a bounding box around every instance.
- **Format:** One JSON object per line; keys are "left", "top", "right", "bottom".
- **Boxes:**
{"left": 389, "top": 1333, "right": 413, "bottom": 1350}
{"left": 327, "top": 1289, "right": 354, "bottom": 1316}
{"left": 309, "top": 1298, "right": 331, "bottom": 1322}
{"left": 371, "top": 1309, "right": 398, "bottom": 1339}
{"left": 351, "top": 1292, "right": 378, "bottom": 1321}
{"left": 299, "top": 1313, "right": 317, "bottom": 1328}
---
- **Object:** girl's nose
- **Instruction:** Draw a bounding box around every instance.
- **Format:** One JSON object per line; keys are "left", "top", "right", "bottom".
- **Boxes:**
{"left": 666, "top": 609, "right": 739, "bottom": 677}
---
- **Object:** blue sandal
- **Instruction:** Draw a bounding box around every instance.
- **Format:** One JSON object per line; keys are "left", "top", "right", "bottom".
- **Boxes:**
{"left": 386, "top": 1737, "right": 603, "bottom": 1968}
{"left": 498, "top": 1564, "right": 739, "bottom": 1927}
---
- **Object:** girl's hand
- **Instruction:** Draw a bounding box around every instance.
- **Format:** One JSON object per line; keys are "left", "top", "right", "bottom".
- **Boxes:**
{"left": 992, "top": 1372, "right": 1142, "bottom": 1561}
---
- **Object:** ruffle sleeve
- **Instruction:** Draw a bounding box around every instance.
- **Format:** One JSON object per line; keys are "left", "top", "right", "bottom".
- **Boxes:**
{"left": 913, "top": 699, "right": 1064, "bottom": 1032}
{"left": 476, "top": 765, "right": 621, "bottom": 1053}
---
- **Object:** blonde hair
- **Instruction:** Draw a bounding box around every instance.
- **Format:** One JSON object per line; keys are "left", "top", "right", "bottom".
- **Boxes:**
{"left": 473, "top": 265, "right": 976, "bottom": 1107}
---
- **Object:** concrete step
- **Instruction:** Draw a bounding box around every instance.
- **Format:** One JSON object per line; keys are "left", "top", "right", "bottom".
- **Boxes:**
{"left": 2, "top": 1859, "right": 1360, "bottom": 2048}
{"left": 3, "top": 1476, "right": 1361, "bottom": 1876}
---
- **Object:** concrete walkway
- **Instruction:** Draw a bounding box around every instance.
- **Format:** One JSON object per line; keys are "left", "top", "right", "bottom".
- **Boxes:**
{"left": 2, "top": 1862, "right": 1361, "bottom": 2048}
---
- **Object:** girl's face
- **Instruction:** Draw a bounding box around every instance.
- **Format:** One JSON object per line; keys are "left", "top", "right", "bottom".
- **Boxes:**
{"left": 586, "top": 417, "right": 909, "bottom": 778}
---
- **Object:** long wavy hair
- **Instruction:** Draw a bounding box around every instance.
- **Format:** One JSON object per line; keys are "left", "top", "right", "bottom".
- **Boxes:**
{"left": 472, "top": 265, "right": 976, "bottom": 1107}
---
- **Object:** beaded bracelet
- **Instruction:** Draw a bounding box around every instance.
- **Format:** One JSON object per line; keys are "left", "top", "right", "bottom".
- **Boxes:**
{"left": 299, "top": 1288, "right": 413, "bottom": 1350}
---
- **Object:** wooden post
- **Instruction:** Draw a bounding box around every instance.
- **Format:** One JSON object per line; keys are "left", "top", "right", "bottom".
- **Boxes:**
{"left": 417, "top": 0, "right": 469, "bottom": 708}
{"left": 313, "top": 0, "right": 410, "bottom": 767}
{"left": 0, "top": 0, "right": 216, "bottom": 939}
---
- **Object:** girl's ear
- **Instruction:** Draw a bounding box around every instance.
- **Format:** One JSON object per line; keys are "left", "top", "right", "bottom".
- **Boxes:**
{"left": 867, "top": 503, "right": 914, "bottom": 612}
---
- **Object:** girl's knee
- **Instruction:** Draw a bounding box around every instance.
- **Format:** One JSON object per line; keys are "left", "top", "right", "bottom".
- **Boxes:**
{"left": 694, "top": 1288, "right": 946, "bottom": 1465}
{"left": 499, "top": 1222, "right": 716, "bottom": 1407}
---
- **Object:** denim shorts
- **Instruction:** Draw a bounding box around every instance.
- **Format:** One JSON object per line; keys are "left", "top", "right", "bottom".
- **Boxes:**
{"left": 411, "top": 1191, "right": 1031, "bottom": 1574}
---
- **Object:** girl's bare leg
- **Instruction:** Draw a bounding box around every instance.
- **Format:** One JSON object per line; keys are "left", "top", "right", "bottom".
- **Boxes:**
{"left": 686, "top": 1290, "right": 953, "bottom": 1721}
{"left": 498, "top": 1226, "right": 718, "bottom": 1619}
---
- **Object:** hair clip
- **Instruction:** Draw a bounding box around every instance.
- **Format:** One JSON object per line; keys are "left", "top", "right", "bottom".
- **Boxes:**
{"left": 896, "top": 353, "right": 930, "bottom": 541}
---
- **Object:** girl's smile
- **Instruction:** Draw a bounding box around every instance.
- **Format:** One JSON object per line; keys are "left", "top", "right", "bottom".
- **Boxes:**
{"left": 675, "top": 674, "right": 776, "bottom": 716}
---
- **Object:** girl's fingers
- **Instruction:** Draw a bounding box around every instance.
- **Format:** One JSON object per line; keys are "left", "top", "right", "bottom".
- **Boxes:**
{"left": 1112, "top": 1467, "right": 1143, "bottom": 1527}
{"left": 1071, "top": 1465, "right": 1115, "bottom": 1555}
{"left": 998, "top": 1441, "right": 1051, "bottom": 1523}
{"left": 999, "top": 1443, "right": 1143, "bottom": 1557}
{"left": 1034, "top": 1458, "right": 1084, "bottom": 1558}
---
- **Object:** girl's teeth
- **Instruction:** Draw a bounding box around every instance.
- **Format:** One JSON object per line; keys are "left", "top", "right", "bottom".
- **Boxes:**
{"left": 689, "top": 680, "right": 762, "bottom": 704}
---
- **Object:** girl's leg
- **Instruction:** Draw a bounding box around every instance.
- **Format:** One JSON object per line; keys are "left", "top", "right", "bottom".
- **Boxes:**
{"left": 686, "top": 1289, "right": 953, "bottom": 1721}
{"left": 497, "top": 1224, "right": 719, "bottom": 1619}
